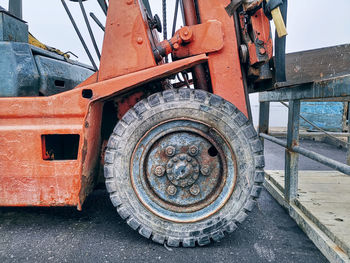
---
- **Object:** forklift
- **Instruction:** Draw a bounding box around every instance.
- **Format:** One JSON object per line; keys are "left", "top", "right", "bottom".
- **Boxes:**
{"left": 0, "top": 0, "right": 287, "bottom": 247}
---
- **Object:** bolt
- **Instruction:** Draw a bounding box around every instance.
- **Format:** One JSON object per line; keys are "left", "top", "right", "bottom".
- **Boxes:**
{"left": 137, "top": 37, "right": 143, "bottom": 44}
{"left": 173, "top": 43, "right": 179, "bottom": 50}
{"left": 126, "top": 0, "right": 133, "bottom": 5}
{"left": 259, "top": 48, "right": 266, "bottom": 55}
{"left": 184, "top": 30, "right": 189, "bottom": 36}
{"left": 188, "top": 145, "right": 199, "bottom": 156}
{"left": 166, "top": 146, "right": 176, "bottom": 157}
{"left": 187, "top": 179, "right": 195, "bottom": 185}
{"left": 179, "top": 155, "right": 186, "bottom": 161}
{"left": 168, "top": 174, "right": 174, "bottom": 181}
{"left": 201, "top": 165, "right": 210, "bottom": 176}
{"left": 167, "top": 162, "right": 173, "bottom": 168}
{"left": 190, "top": 184, "right": 200, "bottom": 196}
{"left": 167, "top": 185, "right": 177, "bottom": 196}
{"left": 172, "top": 157, "right": 178, "bottom": 162}
{"left": 154, "top": 166, "right": 165, "bottom": 177}
{"left": 186, "top": 156, "right": 192, "bottom": 162}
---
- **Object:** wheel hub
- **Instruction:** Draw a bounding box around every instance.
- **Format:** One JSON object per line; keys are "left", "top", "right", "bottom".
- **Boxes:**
{"left": 130, "top": 119, "right": 237, "bottom": 223}
{"left": 165, "top": 153, "right": 200, "bottom": 188}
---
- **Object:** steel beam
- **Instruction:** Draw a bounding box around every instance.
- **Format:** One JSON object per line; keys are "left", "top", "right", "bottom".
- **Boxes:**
{"left": 259, "top": 74, "right": 350, "bottom": 102}
{"left": 8, "top": 0, "right": 22, "bottom": 19}
{"left": 258, "top": 101, "right": 270, "bottom": 148}
{"left": 260, "top": 133, "right": 350, "bottom": 175}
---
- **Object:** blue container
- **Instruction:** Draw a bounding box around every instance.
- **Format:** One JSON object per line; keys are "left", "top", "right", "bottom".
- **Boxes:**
{"left": 300, "top": 102, "right": 345, "bottom": 132}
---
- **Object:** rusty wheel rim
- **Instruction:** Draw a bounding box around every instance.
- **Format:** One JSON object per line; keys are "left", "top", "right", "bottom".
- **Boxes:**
{"left": 130, "top": 118, "right": 237, "bottom": 223}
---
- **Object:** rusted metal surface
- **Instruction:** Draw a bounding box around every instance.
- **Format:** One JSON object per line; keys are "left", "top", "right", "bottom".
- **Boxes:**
{"left": 0, "top": 0, "right": 273, "bottom": 209}
{"left": 239, "top": 8, "right": 273, "bottom": 80}
{"left": 197, "top": 0, "right": 249, "bottom": 116}
{"left": 258, "top": 101, "right": 270, "bottom": 148}
{"left": 284, "top": 100, "right": 300, "bottom": 203}
{"left": 98, "top": 0, "right": 157, "bottom": 81}
{"left": 283, "top": 44, "right": 350, "bottom": 88}
{"left": 254, "top": 44, "right": 350, "bottom": 93}
{"left": 154, "top": 21, "right": 224, "bottom": 61}
{"left": 0, "top": 54, "right": 208, "bottom": 208}
{"left": 130, "top": 118, "right": 237, "bottom": 223}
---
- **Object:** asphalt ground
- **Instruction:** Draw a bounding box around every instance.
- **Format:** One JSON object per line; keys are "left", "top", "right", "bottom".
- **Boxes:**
{"left": 1, "top": 139, "right": 343, "bottom": 263}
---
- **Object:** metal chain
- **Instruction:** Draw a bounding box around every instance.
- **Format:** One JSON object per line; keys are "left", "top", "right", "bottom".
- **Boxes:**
{"left": 172, "top": 0, "right": 180, "bottom": 36}
{"left": 162, "top": 0, "right": 168, "bottom": 63}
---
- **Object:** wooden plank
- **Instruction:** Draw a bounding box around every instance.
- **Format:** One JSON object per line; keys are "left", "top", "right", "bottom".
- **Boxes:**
{"left": 253, "top": 44, "right": 350, "bottom": 93}
{"left": 297, "top": 201, "right": 350, "bottom": 256}
{"left": 264, "top": 176, "right": 350, "bottom": 262}
{"left": 265, "top": 170, "right": 350, "bottom": 259}
{"left": 284, "top": 44, "right": 350, "bottom": 87}
{"left": 298, "top": 193, "right": 350, "bottom": 204}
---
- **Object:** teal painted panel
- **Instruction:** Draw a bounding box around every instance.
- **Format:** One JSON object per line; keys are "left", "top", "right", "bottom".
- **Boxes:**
{"left": 300, "top": 102, "right": 344, "bottom": 132}
{"left": 0, "top": 11, "right": 28, "bottom": 42}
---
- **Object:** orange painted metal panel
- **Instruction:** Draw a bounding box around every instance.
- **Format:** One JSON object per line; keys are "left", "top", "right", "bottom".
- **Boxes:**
{"left": 0, "top": 124, "right": 83, "bottom": 207}
{"left": 197, "top": 0, "right": 248, "bottom": 116}
{"left": 172, "top": 21, "right": 224, "bottom": 59}
{"left": 98, "top": 0, "right": 157, "bottom": 81}
{"left": 0, "top": 54, "right": 208, "bottom": 208}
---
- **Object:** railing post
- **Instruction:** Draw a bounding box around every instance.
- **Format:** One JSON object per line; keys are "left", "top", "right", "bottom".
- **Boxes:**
{"left": 347, "top": 102, "right": 350, "bottom": 165}
{"left": 8, "top": 0, "right": 22, "bottom": 19}
{"left": 285, "top": 100, "right": 300, "bottom": 203}
{"left": 259, "top": 101, "right": 270, "bottom": 148}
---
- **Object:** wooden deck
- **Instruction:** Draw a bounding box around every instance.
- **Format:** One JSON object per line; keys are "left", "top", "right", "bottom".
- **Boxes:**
{"left": 265, "top": 170, "right": 350, "bottom": 263}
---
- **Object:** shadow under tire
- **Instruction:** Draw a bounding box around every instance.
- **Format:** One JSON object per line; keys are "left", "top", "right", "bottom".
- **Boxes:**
{"left": 104, "top": 89, "right": 265, "bottom": 247}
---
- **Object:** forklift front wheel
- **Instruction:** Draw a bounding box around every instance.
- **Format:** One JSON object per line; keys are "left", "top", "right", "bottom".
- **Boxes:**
{"left": 104, "top": 89, "right": 264, "bottom": 247}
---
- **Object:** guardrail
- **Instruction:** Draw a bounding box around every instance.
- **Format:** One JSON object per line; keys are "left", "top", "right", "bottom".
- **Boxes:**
{"left": 258, "top": 74, "right": 350, "bottom": 202}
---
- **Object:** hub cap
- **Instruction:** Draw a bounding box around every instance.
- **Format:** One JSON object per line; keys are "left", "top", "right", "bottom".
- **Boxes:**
{"left": 130, "top": 119, "right": 237, "bottom": 223}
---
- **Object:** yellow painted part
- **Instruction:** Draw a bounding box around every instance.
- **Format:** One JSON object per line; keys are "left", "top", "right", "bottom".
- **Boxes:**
{"left": 266, "top": 0, "right": 288, "bottom": 38}
{"left": 28, "top": 33, "right": 70, "bottom": 58}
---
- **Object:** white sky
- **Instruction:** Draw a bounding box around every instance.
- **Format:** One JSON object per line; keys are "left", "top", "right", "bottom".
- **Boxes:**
{"left": 1, "top": 0, "right": 349, "bottom": 126}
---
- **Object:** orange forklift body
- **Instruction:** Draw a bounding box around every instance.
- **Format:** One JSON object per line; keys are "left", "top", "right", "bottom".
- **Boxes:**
{"left": 0, "top": 0, "right": 272, "bottom": 209}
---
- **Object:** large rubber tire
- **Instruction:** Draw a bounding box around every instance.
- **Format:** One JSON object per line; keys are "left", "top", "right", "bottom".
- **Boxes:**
{"left": 104, "top": 89, "right": 264, "bottom": 247}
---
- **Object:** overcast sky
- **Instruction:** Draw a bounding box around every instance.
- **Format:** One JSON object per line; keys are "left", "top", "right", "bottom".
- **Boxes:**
{"left": 0, "top": 0, "right": 349, "bottom": 66}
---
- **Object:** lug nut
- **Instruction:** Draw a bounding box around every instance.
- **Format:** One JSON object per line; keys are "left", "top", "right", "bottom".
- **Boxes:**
{"left": 154, "top": 166, "right": 165, "bottom": 177}
{"left": 201, "top": 165, "right": 210, "bottom": 176}
{"left": 166, "top": 146, "right": 176, "bottom": 157}
{"left": 168, "top": 174, "right": 174, "bottom": 181}
{"left": 188, "top": 145, "right": 199, "bottom": 156}
{"left": 187, "top": 179, "right": 195, "bottom": 185}
{"left": 190, "top": 184, "right": 200, "bottom": 196}
{"left": 167, "top": 185, "right": 177, "bottom": 196}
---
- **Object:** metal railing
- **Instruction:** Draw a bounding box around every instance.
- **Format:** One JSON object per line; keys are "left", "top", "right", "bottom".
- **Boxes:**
{"left": 258, "top": 74, "right": 350, "bottom": 202}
